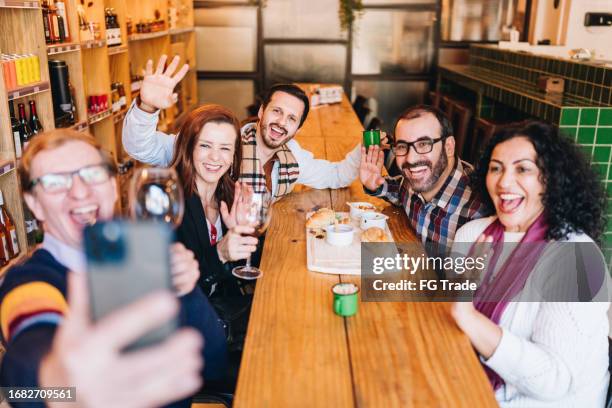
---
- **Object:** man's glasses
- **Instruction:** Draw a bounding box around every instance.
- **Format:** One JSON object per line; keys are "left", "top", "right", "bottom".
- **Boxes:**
{"left": 29, "top": 164, "right": 113, "bottom": 193}
{"left": 391, "top": 137, "right": 444, "bottom": 156}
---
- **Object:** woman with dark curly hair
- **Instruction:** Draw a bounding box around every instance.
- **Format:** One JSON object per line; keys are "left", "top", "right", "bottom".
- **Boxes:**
{"left": 449, "top": 121, "right": 609, "bottom": 407}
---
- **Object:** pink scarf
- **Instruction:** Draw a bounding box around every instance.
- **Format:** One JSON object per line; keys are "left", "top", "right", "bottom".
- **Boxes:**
{"left": 470, "top": 213, "right": 548, "bottom": 390}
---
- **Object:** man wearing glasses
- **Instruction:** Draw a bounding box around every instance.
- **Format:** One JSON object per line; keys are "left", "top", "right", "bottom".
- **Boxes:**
{"left": 360, "top": 105, "right": 485, "bottom": 258}
{"left": 0, "top": 129, "right": 227, "bottom": 407}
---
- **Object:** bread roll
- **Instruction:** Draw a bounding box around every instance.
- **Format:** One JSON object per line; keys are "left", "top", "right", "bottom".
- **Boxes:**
{"left": 361, "top": 227, "right": 392, "bottom": 242}
{"left": 306, "top": 208, "right": 336, "bottom": 228}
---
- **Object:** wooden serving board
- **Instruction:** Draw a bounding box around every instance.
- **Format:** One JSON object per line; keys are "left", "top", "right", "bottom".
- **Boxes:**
{"left": 306, "top": 212, "right": 394, "bottom": 275}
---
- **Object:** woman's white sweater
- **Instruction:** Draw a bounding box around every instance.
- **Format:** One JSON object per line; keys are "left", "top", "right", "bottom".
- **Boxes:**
{"left": 452, "top": 216, "right": 610, "bottom": 408}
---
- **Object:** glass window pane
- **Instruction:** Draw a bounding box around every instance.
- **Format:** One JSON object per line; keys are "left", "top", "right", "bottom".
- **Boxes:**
{"left": 351, "top": 81, "right": 427, "bottom": 133}
{"left": 264, "top": 44, "right": 346, "bottom": 89}
{"left": 441, "top": 0, "right": 522, "bottom": 42}
{"left": 198, "top": 80, "right": 255, "bottom": 120}
{"left": 195, "top": 7, "right": 257, "bottom": 71}
{"left": 352, "top": 10, "right": 436, "bottom": 75}
{"left": 263, "top": 0, "right": 346, "bottom": 39}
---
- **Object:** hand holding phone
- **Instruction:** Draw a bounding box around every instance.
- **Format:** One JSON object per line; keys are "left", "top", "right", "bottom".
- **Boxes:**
{"left": 84, "top": 220, "right": 177, "bottom": 351}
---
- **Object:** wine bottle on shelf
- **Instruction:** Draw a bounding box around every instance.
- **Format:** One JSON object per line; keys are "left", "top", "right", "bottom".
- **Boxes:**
{"left": 28, "top": 100, "right": 44, "bottom": 135}
{"left": 9, "top": 102, "right": 22, "bottom": 159}
{"left": 56, "top": 10, "right": 66, "bottom": 43}
{"left": 55, "top": 0, "right": 70, "bottom": 42}
{"left": 0, "top": 226, "right": 8, "bottom": 265}
{"left": 22, "top": 202, "right": 40, "bottom": 248}
{"left": 42, "top": 0, "right": 52, "bottom": 44}
{"left": 0, "top": 190, "right": 19, "bottom": 259}
{"left": 17, "top": 103, "right": 33, "bottom": 151}
{"left": 50, "top": 4, "right": 62, "bottom": 43}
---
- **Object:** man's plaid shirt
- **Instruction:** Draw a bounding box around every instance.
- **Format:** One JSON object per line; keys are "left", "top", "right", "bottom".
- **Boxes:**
{"left": 368, "top": 159, "right": 486, "bottom": 257}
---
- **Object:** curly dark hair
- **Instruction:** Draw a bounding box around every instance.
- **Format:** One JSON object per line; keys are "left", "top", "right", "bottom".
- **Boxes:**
{"left": 471, "top": 120, "right": 607, "bottom": 242}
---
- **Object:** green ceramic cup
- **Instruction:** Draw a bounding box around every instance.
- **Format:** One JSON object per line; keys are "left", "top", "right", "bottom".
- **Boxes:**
{"left": 363, "top": 129, "right": 381, "bottom": 148}
{"left": 332, "top": 283, "right": 359, "bottom": 317}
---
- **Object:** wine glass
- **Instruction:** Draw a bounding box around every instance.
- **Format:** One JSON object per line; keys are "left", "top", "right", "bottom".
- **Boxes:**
{"left": 232, "top": 187, "right": 273, "bottom": 280}
{"left": 129, "top": 167, "right": 184, "bottom": 227}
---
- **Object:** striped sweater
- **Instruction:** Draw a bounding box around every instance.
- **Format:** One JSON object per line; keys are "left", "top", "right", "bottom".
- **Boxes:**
{"left": 0, "top": 248, "right": 228, "bottom": 398}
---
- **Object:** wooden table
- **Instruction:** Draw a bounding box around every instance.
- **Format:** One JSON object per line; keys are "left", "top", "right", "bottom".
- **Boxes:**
{"left": 233, "top": 87, "right": 498, "bottom": 407}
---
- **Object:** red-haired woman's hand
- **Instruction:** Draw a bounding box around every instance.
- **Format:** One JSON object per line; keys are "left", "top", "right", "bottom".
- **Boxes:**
{"left": 139, "top": 55, "right": 189, "bottom": 113}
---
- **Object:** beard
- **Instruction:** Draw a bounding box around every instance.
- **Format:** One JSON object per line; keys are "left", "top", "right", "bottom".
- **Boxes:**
{"left": 401, "top": 151, "right": 448, "bottom": 193}
{"left": 261, "top": 122, "right": 293, "bottom": 149}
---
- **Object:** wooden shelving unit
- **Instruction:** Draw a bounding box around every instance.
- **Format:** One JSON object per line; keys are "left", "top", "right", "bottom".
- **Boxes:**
{"left": 0, "top": 0, "right": 196, "bottom": 275}
{"left": 0, "top": 1, "right": 40, "bottom": 9}
{"left": 47, "top": 42, "right": 81, "bottom": 55}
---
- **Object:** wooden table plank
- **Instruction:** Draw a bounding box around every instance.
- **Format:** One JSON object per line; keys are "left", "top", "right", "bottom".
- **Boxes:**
{"left": 234, "top": 188, "right": 355, "bottom": 408}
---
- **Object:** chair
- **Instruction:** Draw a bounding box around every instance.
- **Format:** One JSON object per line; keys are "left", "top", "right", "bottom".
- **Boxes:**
{"left": 352, "top": 94, "right": 370, "bottom": 125}
{"left": 441, "top": 95, "right": 454, "bottom": 120}
{"left": 470, "top": 116, "right": 503, "bottom": 164}
{"left": 438, "top": 95, "right": 472, "bottom": 161}
{"left": 428, "top": 91, "right": 441, "bottom": 108}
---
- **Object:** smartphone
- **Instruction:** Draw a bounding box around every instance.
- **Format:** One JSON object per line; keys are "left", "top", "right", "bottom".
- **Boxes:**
{"left": 83, "top": 220, "right": 177, "bottom": 351}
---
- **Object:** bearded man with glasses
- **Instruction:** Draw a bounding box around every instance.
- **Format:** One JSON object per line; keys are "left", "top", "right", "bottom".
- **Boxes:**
{"left": 360, "top": 105, "right": 486, "bottom": 259}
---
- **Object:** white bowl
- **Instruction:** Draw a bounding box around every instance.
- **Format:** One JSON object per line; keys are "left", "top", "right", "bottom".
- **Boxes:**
{"left": 360, "top": 212, "right": 388, "bottom": 230}
{"left": 325, "top": 224, "right": 355, "bottom": 247}
{"left": 348, "top": 202, "right": 376, "bottom": 220}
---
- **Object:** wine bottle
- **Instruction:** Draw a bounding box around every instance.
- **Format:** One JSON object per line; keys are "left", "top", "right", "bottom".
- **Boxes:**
{"left": 42, "top": 0, "right": 52, "bottom": 44}
{"left": 0, "top": 190, "right": 19, "bottom": 259}
{"left": 28, "top": 100, "right": 44, "bottom": 135}
{"left": 56, "top": 11, "right": 66, "bottom": 43}
{"left": 17, "top": 103, "right": 33, "bottom": 151}
{"left": 9, "top": 102, "right": 22, "bottom": 159}
{"left": 50, "top": 4, "right": 61, "bottom": 43}
{"left": 22, "top": 202, "right": 39, "bottom": 248}
{"left": 0, "top": 227, "right": 8, "bottom": 265}
{"left": 55, "top": 0, "right": 70, "bottom": 42}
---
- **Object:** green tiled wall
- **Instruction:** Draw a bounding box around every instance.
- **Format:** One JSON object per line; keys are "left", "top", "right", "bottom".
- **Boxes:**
{"left": 471, "top": 45, "right": 611, "bottom": 106}
{"left": 560, "top": 107, "right": 612, "bottom": 264}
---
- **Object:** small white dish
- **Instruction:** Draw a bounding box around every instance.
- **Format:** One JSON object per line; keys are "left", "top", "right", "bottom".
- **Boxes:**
{"left": 325, "top": 224, "right": 355, "bottom": 247}
{"left": 347, "top": 201, "right": 376, "bottom": 220}
{"left": 360, "top": 212, "right": 388, "bottom": 230}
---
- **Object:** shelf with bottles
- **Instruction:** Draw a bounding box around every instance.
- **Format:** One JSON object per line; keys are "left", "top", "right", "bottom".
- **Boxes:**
{"left": 0, "top": 174, "right": 28, "bottom": 260}
{"left": 0, "top": 0, "right": 40, "bottom": 9}
{"left": 110, "top": 81, "right": 128, "bottom": 112}
{"left": 8, "top": 97, "right": 47, "bottom": 160}
{"left": 41, "top": 0, "right": 72, "bottom": 46}
{"left": 76, "top": 0, "right": 105, "bottom": 43}
{"left": 47, "top": 42, "right": 80, "bottom": 55}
